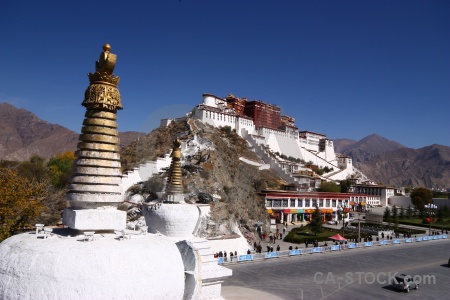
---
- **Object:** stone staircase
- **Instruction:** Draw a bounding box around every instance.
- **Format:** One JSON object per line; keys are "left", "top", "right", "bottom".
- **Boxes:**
{"left": 241, "top": 129, "right": 299, "bottom": 183}
{"left": 177, "top": 237, "right": 232, "bottom": 300}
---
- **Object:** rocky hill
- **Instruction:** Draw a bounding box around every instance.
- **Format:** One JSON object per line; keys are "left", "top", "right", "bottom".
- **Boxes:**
{"left": 0, "top": 103, "right": 143, "bottom": 161}
{"left": 334, "top": 134, "right": 450, "bottom": 189}
{"left": 120, "top": 119, "right": 287, "bottom": 238}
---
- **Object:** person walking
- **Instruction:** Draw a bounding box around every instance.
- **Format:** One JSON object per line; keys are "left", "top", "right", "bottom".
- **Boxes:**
{"left": 276, "top": 245, "right": 280, "bottom": 251}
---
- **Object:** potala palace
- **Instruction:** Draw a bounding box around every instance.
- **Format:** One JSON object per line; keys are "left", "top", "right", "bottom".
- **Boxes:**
{"left": 162, "top": 93, "right": 368, "bottom": 185}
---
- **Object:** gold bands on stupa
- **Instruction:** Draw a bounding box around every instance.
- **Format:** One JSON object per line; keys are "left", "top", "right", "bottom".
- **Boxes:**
{"left": 85, "top": 110, "right": 117, "bottom": 120}
{"left": 166, "top": 138, "right": 184, "bottom": 195}
{"left": 83, "top": 118, "right": 118, "bottom": 128}
{"left": 81, "top": 126, "right": 118, "bottom": 136}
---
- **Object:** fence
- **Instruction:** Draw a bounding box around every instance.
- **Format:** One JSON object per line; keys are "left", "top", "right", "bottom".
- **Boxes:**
{"left": 217, "top": 234, "right": 448, "bottom": 265}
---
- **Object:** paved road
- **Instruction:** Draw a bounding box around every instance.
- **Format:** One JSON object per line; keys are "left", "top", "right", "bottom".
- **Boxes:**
{"left": 221, "top": 238, "right": 450, "bottom": 300}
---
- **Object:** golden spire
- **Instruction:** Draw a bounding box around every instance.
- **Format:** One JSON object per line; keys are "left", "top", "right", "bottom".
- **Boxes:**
{"left": 166, "top": 138, "right": 184, "bottom": 197}
{"left": 66, "top": 43, "right": 123, "bottom": 213}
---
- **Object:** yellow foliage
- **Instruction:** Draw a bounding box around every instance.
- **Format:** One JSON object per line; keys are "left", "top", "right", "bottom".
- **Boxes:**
{"left": 0, "top": 167, "right": 47, "bottom": 242}
{"left": 47, "top": 151, "right": 75, "bottom": 189}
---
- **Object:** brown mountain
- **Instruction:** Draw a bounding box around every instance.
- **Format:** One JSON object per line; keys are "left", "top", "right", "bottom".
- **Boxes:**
{"left": 0, "top": 103, "right": 143, "bottom": 161}
{"left": 335, "top": 134, "right": 450, "bottom": 189}
{"left": 334, "top": 134, "right": 405, "bottom": 161}
{"left": 0, "top": 103, "right": 79, "bottom": 160}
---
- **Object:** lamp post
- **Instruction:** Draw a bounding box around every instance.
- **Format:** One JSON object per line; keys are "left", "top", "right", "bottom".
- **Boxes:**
{"left": 356, "top": 213, "right": 361, "bottom": 243}
{"left": 424, "top": 203, "right": 437, "bottom": 236}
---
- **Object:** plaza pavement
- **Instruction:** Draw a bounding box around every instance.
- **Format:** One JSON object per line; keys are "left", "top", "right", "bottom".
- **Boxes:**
{"left": 220, "top": 208, "right": 439, "bottom": 300}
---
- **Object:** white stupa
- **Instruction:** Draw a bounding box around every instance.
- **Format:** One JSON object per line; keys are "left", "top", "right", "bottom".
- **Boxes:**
{"left": 0, "top": 44, "right": 188, "bottom": 300}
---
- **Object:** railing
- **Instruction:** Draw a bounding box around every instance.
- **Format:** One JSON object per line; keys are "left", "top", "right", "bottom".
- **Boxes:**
{"left": 217, "top": 234, "right": 448, "bottom": 265}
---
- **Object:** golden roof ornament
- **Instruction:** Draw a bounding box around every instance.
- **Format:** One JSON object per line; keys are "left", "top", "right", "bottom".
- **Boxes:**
{"left": 83, "top": 44, "right": 122, "bottom": 112}
{"left": 96, "top": 43, "right": 116, "bottom": 74}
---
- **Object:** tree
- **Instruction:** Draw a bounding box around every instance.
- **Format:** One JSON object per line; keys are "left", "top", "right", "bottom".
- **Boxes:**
{"left": 399, "top": 205, "right": 405, "bottom": 219}
{"left": 17, "top": 155, "right": 48, "bottom": 181}
{"left": 0, "top": 167, "right": 47, "bottom": 242}
{"left": 309, "top": 205, "right": 323, "bottom": 235}
{"left": 36, "top": 188, "right": 68, "bottom": 226}
{"left": 410, "top": 187, "right": 433, "bottom": 212}
{"left": 436, "top": 206, "right": 444, "bottom": 222}
{"left": 406, "top": 205, "right": 413, "bottom": 219}
{"left": 442, "top": 206, "right": 449, "bottom": 219}
{"left": 47, "top": 151, "right": 75, "bottom": 189}
{"left": 317, "top": 181, "right": 340, "bottom": 193}
{"left": 392, "top": 205, "right": 399, "bottom": 228}
{"left": 383, "top": 207, "right": 391, "bottom": 227}
{"left": 339, "top": 180, "right": 352, "bottom": 193}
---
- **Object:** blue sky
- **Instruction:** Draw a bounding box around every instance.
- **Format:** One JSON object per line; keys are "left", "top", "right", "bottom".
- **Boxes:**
{"left": 1, "top": 0, "right": 449, "bottom": 149}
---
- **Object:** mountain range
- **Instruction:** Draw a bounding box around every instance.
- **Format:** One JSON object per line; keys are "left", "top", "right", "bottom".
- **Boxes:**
{"left": 334, "top": 135, "right": 450, "bottom": 190}
{"left": 1, "top": 102, "right": 449, "bottom": 190}
{"left": 0, "top": 102, "right": 143, "bottom": 161}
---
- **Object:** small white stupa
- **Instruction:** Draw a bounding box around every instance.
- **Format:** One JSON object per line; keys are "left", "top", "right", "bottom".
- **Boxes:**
{"left": 145, "top": 139, "right": 200, "bottom": 239}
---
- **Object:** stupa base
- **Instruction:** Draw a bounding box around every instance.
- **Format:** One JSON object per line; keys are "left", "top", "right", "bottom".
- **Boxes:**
{"left": 63, "top": 208, "right": 126, "bottom": 231}
{"left": 166, "top": 193, "right": 185, "bottom": 203}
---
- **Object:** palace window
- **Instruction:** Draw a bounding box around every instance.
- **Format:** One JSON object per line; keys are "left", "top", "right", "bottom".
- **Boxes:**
{"left": 305, "top": 199, "right": 310, "bottom": 207}
{"left": 312, "top": 199, "right": 317, "bottom": 207}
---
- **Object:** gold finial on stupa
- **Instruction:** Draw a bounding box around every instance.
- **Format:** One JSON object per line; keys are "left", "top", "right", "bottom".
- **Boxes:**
{"left": 83, "top": 43, "right": 122, "bottom": 112}
{"left": 95, "top": 43, "right": 116, "bottom": 75}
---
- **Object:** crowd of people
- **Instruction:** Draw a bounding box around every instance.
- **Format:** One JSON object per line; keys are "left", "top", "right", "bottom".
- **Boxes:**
{"left": 214, "top": 249, "right": 255, "bottom": 262}
{"left": 214, "top": 250, "right": 238, "bottom": 262}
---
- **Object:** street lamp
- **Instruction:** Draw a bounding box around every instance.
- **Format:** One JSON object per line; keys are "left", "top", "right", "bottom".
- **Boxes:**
{"left": 424, "top": 203, "right": 437, "bottom": 236}
{"left": 354, "top": 212, "right": 361, "bottom": 243}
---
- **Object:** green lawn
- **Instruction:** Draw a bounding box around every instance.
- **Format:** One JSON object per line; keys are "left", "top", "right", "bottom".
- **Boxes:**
{"left": 284, "top": 225, "right": 359, "bottom": 244}
{"left": 396, "top": 218, "right": 450, "bottom": 231}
